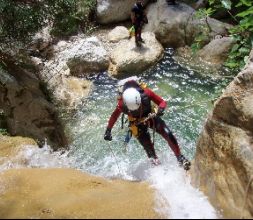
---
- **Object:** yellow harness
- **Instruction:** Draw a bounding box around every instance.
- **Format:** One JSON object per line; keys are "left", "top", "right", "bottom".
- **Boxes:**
{"left": 128, "top": 116, "right": 144, "bottom": 137}
{"left": 127, "top": 105, "right": 158, "bottom": 137}
{"left": 119, "top": 81, "right": 157, "bottom": 138}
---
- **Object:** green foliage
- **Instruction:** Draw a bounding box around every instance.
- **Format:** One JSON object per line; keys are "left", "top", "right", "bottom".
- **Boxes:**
{"left": 192, "top": 0, "right": 253, "bottom": 71}
{"left": 223, "top": 0, "right": 253, "bottom": 70}
{"left": 0, "top": 109, "right": 8, "bottom": 135}
{"left": 50, "top": 0, "right": 97, "bottom": 37}
{"left": 0, "top": 128, "right": 8, "bottom": 135}
{"left": 192, "top": 8, "right": 215, "bottom": 54}
{"left": 0, "top": 0, "right": 47, "bottom": 42}
{"left": 0, "top": 0, "right": 97, "bottom": 43}
{"left": 225, "top": 27, "right": 252, "bottom": 69}
{"left": 220, "top": 0, "right": 232, "bottom": 10}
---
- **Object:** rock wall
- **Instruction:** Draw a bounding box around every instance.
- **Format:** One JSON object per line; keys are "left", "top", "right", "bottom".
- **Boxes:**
{"left": 0, "top": 53, "right": 68, "bottom": 150}
{"left": 191, "top": 50, "right": 253, "bottom": 218}
{"left": 144, "top": 0, "right": 231, "bottom": 48}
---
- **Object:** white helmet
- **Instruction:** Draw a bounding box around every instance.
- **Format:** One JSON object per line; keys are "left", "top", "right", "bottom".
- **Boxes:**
{"left": 122, "top": 88, "right": 141, "bottom": 111}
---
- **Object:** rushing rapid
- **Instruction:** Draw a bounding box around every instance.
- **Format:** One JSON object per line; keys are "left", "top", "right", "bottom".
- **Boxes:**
{"left": 1, "top": 48, "right": 230, "bottom": 218}
{"left": 63, "top": 48, "right": 229, "bottom": 218}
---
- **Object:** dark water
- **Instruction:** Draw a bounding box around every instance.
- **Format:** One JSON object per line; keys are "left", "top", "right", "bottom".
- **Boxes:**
{"left": 65, "top": 48, "right": 231, "bottom": 177}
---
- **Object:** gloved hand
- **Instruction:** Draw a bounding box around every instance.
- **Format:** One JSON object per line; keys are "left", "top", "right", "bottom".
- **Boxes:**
{"left": 104, "top": 128, "right": 112, "bottom": 141}
{"left": 157, "top": 107, "right": 165, "bottom": 117}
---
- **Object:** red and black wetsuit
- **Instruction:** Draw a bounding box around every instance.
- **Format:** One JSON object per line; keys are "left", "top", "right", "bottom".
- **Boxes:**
{"left": 106, "top": 84, "right": 181, "bottom": 159}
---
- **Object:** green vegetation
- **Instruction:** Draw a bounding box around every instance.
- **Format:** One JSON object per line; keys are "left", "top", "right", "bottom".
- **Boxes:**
{"left": 191, "top": 8, "right": 215, "bottom": 54}
{"left": 0, "top": 128, "right": 8, "bottom": 135}
{"left": 192, "top": 0, "right": 253, "bottom": 71}
{"left": 0, "top": 109, "right": 8, "bottom": 135}
{"left": 0, "top": 0, "right": 97, "bottom": 44}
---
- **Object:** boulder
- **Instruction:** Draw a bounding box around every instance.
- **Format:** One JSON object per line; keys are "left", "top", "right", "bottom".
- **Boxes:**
{"left": 96, "top": 0, "right": 149, "bottom": 24}
{"left": 109, "top": 32, "right": 164, "bottom": 77}
{"left": 40, "top": 36, "right": 109, "bottom": 108}
{"left": 197, "top": 36, "right": 235, "bottom": 65}
{"left": 0, "top": 135, "right": 37, "bottom": 160}
{"left": 108, "top": 26, "right": 130, "bottom": 43}
{"left": 191, "top": 49, "right": 253, "bottom": 218}
{"left": 54, "top": 77, "right": 92, "bottom": 109}
{"left": 144, "top": 1, "right": 231, "bottom": 48}
{"left": 65, "top": 37, "right": 110, "bottom": 76}
{"left": 0, "top": 55, "right": 68, "bottom": 150}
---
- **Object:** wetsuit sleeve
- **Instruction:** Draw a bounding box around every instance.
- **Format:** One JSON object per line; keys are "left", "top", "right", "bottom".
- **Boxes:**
{"left": 107, "top": 99, "right": 123, "bottom": 129}
{"left": 144, "top": 88, "right": 167, "bottom": 109}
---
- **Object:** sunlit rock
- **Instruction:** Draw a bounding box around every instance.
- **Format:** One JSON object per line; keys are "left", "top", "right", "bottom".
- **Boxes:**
{"left": 191, "top": 49, "right": 253, "bottom": 218}
{"left": 31, "top": 26, "right": 53, "bottom": 51}
{"left": 65, "top": 37, "right": 110, "bottom": 76}
{"left": 0, "top": 135, "right": 36, "bottom": 160}
{"left": 197, "top": 37, "right": 235, "bottom": 65}
{"left": 0, "top": 168, "right": 160, "bottom": 219}
{"left": 96, "top": 0, "right": 149, "bottom": 24}
{"left": 109, "top": 32, "right": 164, "bottom": 77}
{"left": 108, "top": 26, "right": 130, "bottom": 43}
{"left": 144, "top": 1, "right": 231, "bottom": 48}
{"left": 54, "top": 77, "right": 92, "bottom": 109}
{"left": 39, "top": 36, "right": 109, "bottom": 108}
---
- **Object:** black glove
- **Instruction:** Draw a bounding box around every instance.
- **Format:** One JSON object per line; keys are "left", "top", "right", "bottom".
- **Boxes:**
{"left": 157, "top": 107, "right": 165, "bottom": 117}
{"left": 104, "top": 128, "right": 112, "bottom": 141}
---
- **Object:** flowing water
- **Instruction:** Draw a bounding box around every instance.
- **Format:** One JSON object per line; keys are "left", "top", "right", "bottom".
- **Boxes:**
{"left": 0, "top": 48, "right": 232, "bottom": 218}
{"left": 62, "top": 48, "right": 230, "bottom": 218}
{"left": 66, "top": 48, "right": 229, "bottom": 175}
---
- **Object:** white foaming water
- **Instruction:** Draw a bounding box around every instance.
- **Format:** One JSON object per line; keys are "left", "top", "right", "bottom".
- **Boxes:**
{"left": 81, "top": 151, "right": 218, "bottom": 219}
{"left": 0, "top": 141, "right": 218, "bottom": 219}
{"left": 0, "top": 144, "right": 74, "bottom": 172}
{"left": 145, "top": 154, "right": 218, "bottom": 219}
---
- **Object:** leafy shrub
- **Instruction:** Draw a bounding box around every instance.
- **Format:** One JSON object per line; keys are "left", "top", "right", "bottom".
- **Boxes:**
{"left": 192, "top": 0, "right": 253, "bottom": 71}
{"left": 0, "top": 0, "right": 97, "bottom": 44}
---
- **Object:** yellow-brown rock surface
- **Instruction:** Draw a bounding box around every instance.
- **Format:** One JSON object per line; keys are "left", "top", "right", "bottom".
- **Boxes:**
{"left": 0, "top": 135, "right": 36, "bottom": 164}
{"left": 0, "top": 135, "right": 160, "bottom": 219}
{"left": 191, "top": 50, "right": 253, "bottom": 218}
{"left": 0, "top": 168, "right": 160, "bottom": 219}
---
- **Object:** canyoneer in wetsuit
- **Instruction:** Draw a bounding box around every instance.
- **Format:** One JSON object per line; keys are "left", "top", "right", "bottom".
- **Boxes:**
{"left": 131, "top": 0, "right": 148, "bottom": 47}
{"left": 103, "top": 77, "right": 191, "bottom": 170}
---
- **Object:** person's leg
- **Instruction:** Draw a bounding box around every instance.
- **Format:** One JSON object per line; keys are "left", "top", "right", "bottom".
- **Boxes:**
{"left": 137, "top": 125, "right": 157, "bottom": 159}
{"left": 134, "top": 24, "right": 140, "bottom": 44}
{"left": 139, "top": 23, "right": 145, "bottom": 43}
{"left": 134, "top": 23, "right": 142, "bottom": 46}
{"left": 151, "top": 117, "right": 191, "bottom": 170}
{"left": 151, "top": 117, "right": 181, "bottom": 157}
